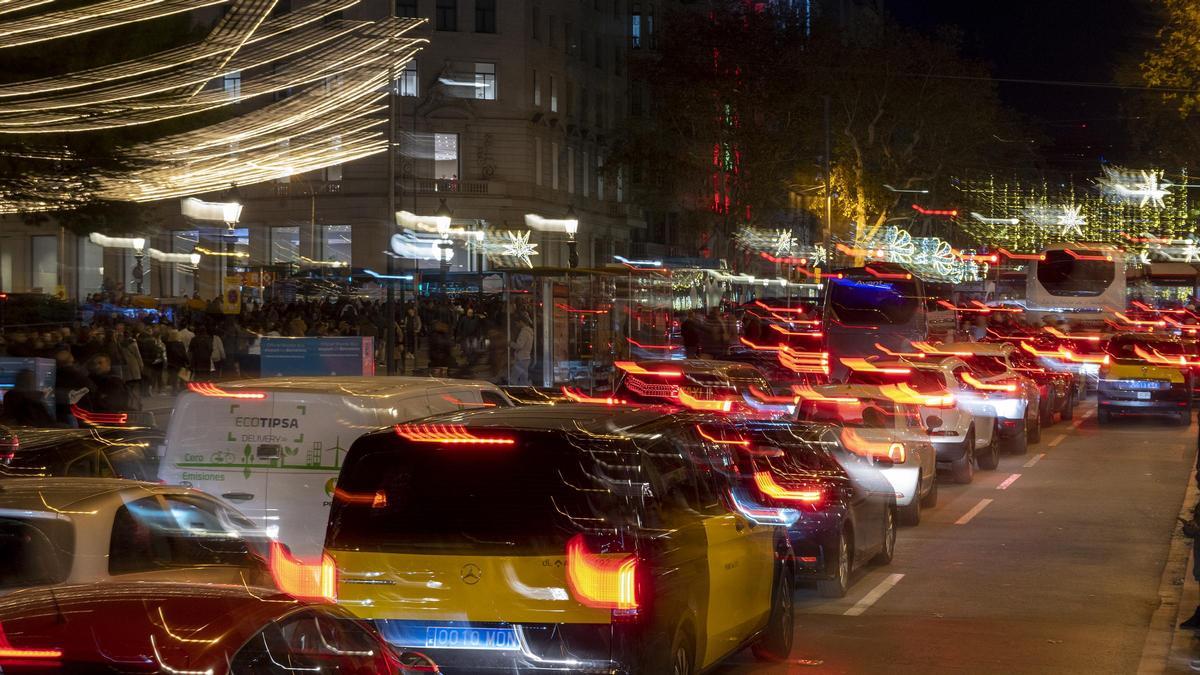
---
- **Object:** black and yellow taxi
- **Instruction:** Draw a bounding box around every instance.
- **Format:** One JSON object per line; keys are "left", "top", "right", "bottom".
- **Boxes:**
{"left": 324, "top": 404, "right": 794, "bottom": 674}
{"left": 1099, "top": 333, "right": 1193, "bottom": 425}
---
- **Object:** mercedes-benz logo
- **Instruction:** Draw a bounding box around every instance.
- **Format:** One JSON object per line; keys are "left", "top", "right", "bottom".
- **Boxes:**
{"left": 460, "top": 563, "right": 483, "bottom": 585}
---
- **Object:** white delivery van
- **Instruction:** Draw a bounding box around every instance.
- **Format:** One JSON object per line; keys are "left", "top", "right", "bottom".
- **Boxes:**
{"left": 160, "top": 376, "right": 512, "bottom": 557}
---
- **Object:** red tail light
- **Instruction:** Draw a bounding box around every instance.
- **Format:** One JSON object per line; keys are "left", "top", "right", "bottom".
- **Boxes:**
{"left": 565, "top": 534, "right": 638, "bottom": 611}
{"left": 562, "top": 387, "right": 626, "bottom": 405}
{"left": 614, "top": 361, "right": 682, "bottom": 377}
{"left": 754, "top": 471, "right": 823, "bottom": 503}
{"left": 70, "top": 405, "right": 127, "bottom": 425}
{"left": 840, "top": 357, "right": 911, "bottom": 374}
{"left": 269, "top": 541, "right": 337, "bottom": 602}
{"left": 333, "top": 487, "right": 388, "bottom": 508}
{"left": 187, "top": 382, "right": 266, "bottom": 399}
{"left": 960, "top": 372, "right": 1018, "bottom": 393}
{"left": 394, "top": 424, "right": 515, "bottom": 445}
{"left": 676, "top": 389, "right": 734, "bottom": 412}
{"left": 887, "top": 442, "right": 906, "bottom": 463}
{"left": 0, "top": 622, "right": 61, "bottom": 661}
{"left": 696, "top": 425, "right": 750, "bottom": 446}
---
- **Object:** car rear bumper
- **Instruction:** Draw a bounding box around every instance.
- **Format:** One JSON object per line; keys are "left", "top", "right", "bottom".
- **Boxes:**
{"left": 787, "top": 514, "right": 842, "bottom": 580}
{"left": 933, "top": 439, "right": 970, "bottom": 464}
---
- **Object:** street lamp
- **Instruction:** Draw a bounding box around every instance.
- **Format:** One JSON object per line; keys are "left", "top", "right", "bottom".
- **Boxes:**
{"left": 434, "top": 199, "right": 453, "bottom": 294}
{"left": 564, "top": 204, "right": 579, "bottom": 269}
{"left": 131, "top": 237, "right": 146, "bottom": 295}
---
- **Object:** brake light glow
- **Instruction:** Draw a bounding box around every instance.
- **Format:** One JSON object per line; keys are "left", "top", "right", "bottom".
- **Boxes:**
{"left": 625, "top": 338, "right": 680, "bottom": 351}
{"left": 877, "top": 383, "right": 955, "bottom": 408}
{"left": 1064, "top": 248, "right": 1114, "bottom": 262}
{"left": 740, "top": 337, "right": 783, "bottom": 351}
{"left": 840, "top": 428, "right": 907, "bottom": 462}
{"left": 960, "top": 372, "right": 1018, "bottom": 392}
{"left": 269, "top": 541, "right": 336, "bottom": 602}
{"left": 874, "top": 343, "right": 926, "bottom": 358}
{"left": 912, "top": 341, "right": 973, "bottom": 357}
{"left": 614, "top": 361, "right": 683, "bottom": 378}
{"left": 70, "top": 405, "right": 127, "bottom": 425}
{"left": 748, "top": 386, "right": 799, "bottom": 404}
{"left": 1114, "top": 311, "right": 1166, "bottom": 327}
{"left": 997, "top": 248, "right": 1046, "bottom": 261}
{"left": 1021, "top": 341, "right": 1062, "bottom": 358}
{"left": 754, "top": 300, "right": 806, "bottom": 314}
{"left": 1059, "top": 349, "right": 1109, "bottom": 365}
{"left": 791, "top": 385, "right": 860, "bottom": 403}
{"left": 696, "top": 425, "right": 750, "bottom": 446}
{"left": 0, "top": 623, "right": 60, "bottom": 661}
{"left": 676, "top": 389, "right": 734, "bottom": 412}
{"left": 754, "top": 471, "right": 822, "bottom": 503}
{"left": 187, "top": 382, "right": 267, "bottom": 399}
{"left": 333, "top": 487, "right": 388, "bottom": 508}
{"left": 840, "top": 357, "right": 911, "bottom": 374}
{"left": 394, "top": 424, "right": 515, "bottom": 445}
{"left": 565, "top": 534, "right": 638, "bottom": 611}
{"left": 562, "top": 387, "right": 626, "bottom": 405}
{"left": 865, "top": 265, "right": 912, "bottom": 280}
{"left": 778, "top": 346, "right": 830, "bottom": 375}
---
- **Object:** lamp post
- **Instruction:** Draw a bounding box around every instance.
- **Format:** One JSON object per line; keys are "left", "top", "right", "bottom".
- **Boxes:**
{"left": 564, "top": 204, "right": 579, "bottom": 269}
{"left": 131, "top": 238, "right": 146, "bottom": 295}
{"left": 434, "top": 199, "right": 453, "bottom": 294}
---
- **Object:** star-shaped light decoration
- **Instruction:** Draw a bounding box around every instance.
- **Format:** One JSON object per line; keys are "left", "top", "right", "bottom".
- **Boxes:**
{"left": 500, "top": 230, "right": 538, "bottom": 268}
{"left": 1096, "top": 166, "right": 1172, "bottom": 208}
{"left": 1055, "top": 205, "right": 1086, "bottom": 238}
{"left": 772, "top": 230, "right": 798, "bottom": 256}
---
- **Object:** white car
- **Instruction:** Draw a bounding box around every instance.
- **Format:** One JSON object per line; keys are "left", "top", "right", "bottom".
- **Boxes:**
{"left": 799, "top": 385, "right": 938, "bottom": 526}
{"left": 845, "top": 356, "right": 999, "bottom": 484}
{"left": 938, "top": 342, "right": 1042, "bottom": 454}
{"left": 0, "top": 478, "right": 328, "bottom": 597}
{"left": 159, "top": 376, "right": 513, "bottom": 557}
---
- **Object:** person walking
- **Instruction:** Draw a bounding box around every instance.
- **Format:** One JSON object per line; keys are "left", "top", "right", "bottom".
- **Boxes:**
{"left": 681, "top": 311, "right": 702, "bottom": 359}
{"left": 189, "top": 327, "right": 216, "bottom": 382}
{"left": 0, "top": 369, "right": 56, "bottom": 427}
{"left": 510, "top": 313, "right": 534, "bottom": 386}
{"left": 164, "top": 329, "right": 189, "bottom": 394}
{"left": 401, "top": 306, "right": 422, "bottom": 374}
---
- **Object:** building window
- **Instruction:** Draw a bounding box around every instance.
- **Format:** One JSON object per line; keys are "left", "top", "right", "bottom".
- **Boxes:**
{"left": 396, "top": 0, "right": 417, "bottom": 17}
{"left": 77, "top": 236, "right": 103, "bottom": 300}
{"left": 30, "top": 235, "right": 56, "bottom": 293}
{"left": 594, "top": 35, "right": 602, "bottom": 68}
{"left": 271, "top": 226, "right": 300, "bottom": 264}
{"left": 614, "top": 45, "right": 622, "bottom": 74}
{"left": 596, "top": 92, "right": 604, "bottom": 128}
{"left": 434, "top": 133, "right": 459, "bottom": 180}
{"left": 598, "top": 159, "right": 605, "bottom": 200}
{"left": 583, "top": 151, "right": 590, "bottom": 197}
{"left": 549, "top": 75, "right": 558, "bottom": 112}
{"left": 396, "top": 60, "right": 418, "bottom": 96}
{"left": 631, "top": 10, "right": 641, "bottom": 48}
{"left": 474, "top": 62, "right": 496, "bottom": 99}
{"left": 548, "top": 14, "right": 556, "bottom": 47}
{"left": 475, "top": 0, "right": 495, "bottom": 33}
{"left": 617, "top": 167, "right": 625, "bottom": 202}
{"left": 223, "top": 70, "right": 242, "bottom": 99}
{"left": 532, "top": 69, "right": 540, "bottom": 106}
{"left": 172, "top": 230, "right": 198, "bottom": 297}
{"left": 564, "top": 21, "right": 573, "bottom": 54}
{"left": 534, "top": 137, "right": 543, "bottom": 186}
{"left": 531, "top": 5, "right": 540, "bottom": 39}
{"left": 436, "top": 0, "right": 456, "bottom": 31}
{"left": 647, "top": 8, "right": 655, "bottom": 49}
{"left": 567, "top": 146, "right": 575, "bottom": 195}
{"left": 551, "top": 142, "right": 559, "bottom": 189}
{"left": 325, "top": 164, "right": 343, "bottom": 181}
{"left": 320, "top": 225, "right": 353, "bottom": 266}
{"left": 580, "top": 29, "right": 588, "bottom": 62}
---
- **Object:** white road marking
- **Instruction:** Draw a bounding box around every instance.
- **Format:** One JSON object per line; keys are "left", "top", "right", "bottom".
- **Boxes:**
{"left": 1023, "top": 453, "right": 1045, "bottom": 468}
{"left": 996, "top": 473, "right": 1022, "bottom": 490}
{"left": 1048, "top": 434, "right": 1067, "bottom": 447}
{"left": 955, "top": 498, "right": 994, "bottom": 525}
{"left": 843, "top": 573, "right": 905, "bottom": 616}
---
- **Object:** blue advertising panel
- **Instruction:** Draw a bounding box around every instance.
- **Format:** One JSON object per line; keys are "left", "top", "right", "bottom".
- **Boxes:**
{"left": 260, "top": 337, "right": 375, "bottom": 377}
{"left": 0, "top": 357, "right": 56, "bottom": 413}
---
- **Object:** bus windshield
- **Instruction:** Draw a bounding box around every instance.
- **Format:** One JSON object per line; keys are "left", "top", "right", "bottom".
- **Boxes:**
{"left": 1036, "top": 250, "right": 1115, "bottom": 297}
{"left": 828, "top": 277, "right": 919, "bottom": 326}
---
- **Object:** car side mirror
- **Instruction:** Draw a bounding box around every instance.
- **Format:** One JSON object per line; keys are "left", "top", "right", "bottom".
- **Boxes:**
{"left": 925, "top": 415, "right": 944, "bottom": 431}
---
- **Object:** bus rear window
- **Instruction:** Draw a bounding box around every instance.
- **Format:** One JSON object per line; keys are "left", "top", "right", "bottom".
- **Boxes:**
{"left": 326, "top": 432, "right": 640, "bottom": 555}
{"left": 1036, "top": 250, "right": 1114, "bottom": 297}
{"left": 828, "top": 278, "right": 918, "bottom": 326}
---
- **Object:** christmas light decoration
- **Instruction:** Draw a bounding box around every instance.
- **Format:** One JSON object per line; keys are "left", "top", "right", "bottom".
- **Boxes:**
{"left": 1096, "top": 165, "right": 1171, "bottom": 208}
{"left": 477, "top": 230, "right": 538, "bottom": 268}
{"left": 0, "top": 0, "right": 232, "bottom": 50}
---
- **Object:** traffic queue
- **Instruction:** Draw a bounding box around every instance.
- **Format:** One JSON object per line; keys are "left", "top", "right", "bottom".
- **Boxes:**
{"left": 1, "top": 300, "right": 1198, "bottom": 673}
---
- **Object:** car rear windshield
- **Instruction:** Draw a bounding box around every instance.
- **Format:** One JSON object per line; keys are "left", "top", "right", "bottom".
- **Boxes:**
{"left": 326, "top": 430, "right": 645, "bottom": 555}
{"left": 828, "top": 277, "right": 919, "bottom": 326}
{"left": 845, "top": 368, "right": 946, "bottom": 393}
{"left": 0, "top": 516, "right": 73, "bottom": 589}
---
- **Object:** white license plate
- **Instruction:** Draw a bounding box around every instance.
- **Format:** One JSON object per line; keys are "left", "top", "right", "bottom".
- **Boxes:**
{"left": 1137, "top": 391, "right": 1151, "bottom": 400}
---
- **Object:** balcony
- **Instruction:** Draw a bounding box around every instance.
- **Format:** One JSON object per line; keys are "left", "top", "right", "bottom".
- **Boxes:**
{"left": 406, "top": 178, "right": 497, "bottom": 195}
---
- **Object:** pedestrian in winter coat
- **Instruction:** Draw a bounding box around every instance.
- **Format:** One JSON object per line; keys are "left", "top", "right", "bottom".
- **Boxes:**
{"left": 510, "top": 314, "right": 534, "bottom": 385}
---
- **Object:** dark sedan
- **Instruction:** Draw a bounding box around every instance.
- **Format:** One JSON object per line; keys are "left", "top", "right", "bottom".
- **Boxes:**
{"left": 0, "top": 425, "right": 162, "bottom": 480}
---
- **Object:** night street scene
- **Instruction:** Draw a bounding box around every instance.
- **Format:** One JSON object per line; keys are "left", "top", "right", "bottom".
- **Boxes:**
{"left": 5, "top": 0, "right": 1200, "bottom": 672}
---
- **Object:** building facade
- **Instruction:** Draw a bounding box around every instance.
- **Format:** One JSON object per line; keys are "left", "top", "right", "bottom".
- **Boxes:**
{"left": 0, "top": 0, "right": 646, "bottom": 300}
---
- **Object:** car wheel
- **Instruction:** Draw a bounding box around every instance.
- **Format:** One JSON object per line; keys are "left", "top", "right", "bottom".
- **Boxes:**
{"left": 899, "top": 478, "right": 921, "bottom": 527}
{"left": 1177, "top": 410, "right": 1191, "bottom": 427}
{"left": 817, "top": 529, "right": 851, "bottom": 598}
{"left": 1026, "top": 413, "right": 1041, "bottom": 446}
{"left": 871, "top": 508, "right": 896, "bottom": 565}
{"left": 752, "top": 570, "right": 794, "bottom": 662}
{"left": 920, "top": 472, "right": 939, "bottom": 508}
{"left": 976, "top": 435, "right": 1000, "bottom": 471}
{"left": 1006, "top": 426, "right": 1028, "bottom": 455}
{"left": 668, "top": 625, "right": 694, "bottom": 675}
{"left": 1040, "top": 398, "right": 1053, "bottom": 426}
{"left": 1062, "top": 392, "right": 1074, "bottom": 421}
{"left": 1098, "top": 408, "right": 1112, "bottom": 425}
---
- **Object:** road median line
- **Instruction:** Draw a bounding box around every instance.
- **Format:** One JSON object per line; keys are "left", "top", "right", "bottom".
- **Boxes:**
{"left": 844, "top": 573, "right": 904, "bottom": 616}
{"left": 996, "top": 473, "right": 1021, "bottom": 490}
{"left": 955, "top": 498, "right": 993, "bottom": 525}
{"left": 1048, "top": 434, "right": 1067, "bottom": 447}
{"left": 1023, "top": 453, "right": 1045, "bottom": 468}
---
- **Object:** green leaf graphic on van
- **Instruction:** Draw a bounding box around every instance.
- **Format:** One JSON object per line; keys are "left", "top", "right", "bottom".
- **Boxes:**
{"left": 243, "top": 444, "right": 252, "bottom": 480}
{"left": 293, "top": 433, "right": 304, "bottom": 444}
{"left": 296, "top": 405, "right": 306, "bottom": 415}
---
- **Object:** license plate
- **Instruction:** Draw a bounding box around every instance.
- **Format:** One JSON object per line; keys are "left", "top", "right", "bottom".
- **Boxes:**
{"left": 376, "top": 621, "right": 520, "bottom": 651}
{"left": 1137, "top": 391, "right": 1151, "bottom": 400}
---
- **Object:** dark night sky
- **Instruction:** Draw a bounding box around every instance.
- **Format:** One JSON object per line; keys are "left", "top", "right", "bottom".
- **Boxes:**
{"left": 888, "top": 0, "right": 1156, "bottom": 172}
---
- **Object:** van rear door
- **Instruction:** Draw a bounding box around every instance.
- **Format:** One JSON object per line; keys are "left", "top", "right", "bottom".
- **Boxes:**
{"left": 162, "top": 390, "right": 274, "bottom": 529}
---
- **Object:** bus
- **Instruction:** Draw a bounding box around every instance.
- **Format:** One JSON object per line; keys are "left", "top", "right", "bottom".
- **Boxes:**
{"left": 823, "top": 263, "right": 955, "bottom": 379}
{"left": 1026, "top": 243, "right": 1125, "bottom": 323}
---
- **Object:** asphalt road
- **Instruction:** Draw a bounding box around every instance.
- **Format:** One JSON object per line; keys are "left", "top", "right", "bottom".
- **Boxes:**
{"left": 720, "top": 402, "right": 1197, "bottom": 675}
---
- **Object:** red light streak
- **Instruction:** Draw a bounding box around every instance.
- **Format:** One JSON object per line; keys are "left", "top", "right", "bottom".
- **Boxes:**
{"left": 911, "top": 204, "right": 959, "bottom": 217}
{"left": 791, "top": 384, "right": 860, "bottom": 403}
{"left": 959, "top": 372, "right": 1018, "bottom": 392}
{"left": 840, "top": 428, "right": 906, "bottom": 462}
{"left": 748, "top": 385, "right": 799, "bottom": 404}
{"left": 1114, "top": 311, "right": 1166, "bottom": 327}
{"left": 188, "top": 382, "right": 267, "bottom": 399}
{"left": 874, "top": 343, "right": 927, "bottom": 358}
{"left": 777, "top": 346, "right": 830, "bottom": 374}
{"left": 754, "top": 471, "right": 822, "bottom": 503}
{"left": 865, "top": 265, "right": 912, "bottom": 280}
{"left": 441, "top": 394, "right": 497, "bottom": 407}
{"left": 333, "top": 487, "right": 388, "bottom": 507}
{"left": 754, "top": 300, "right": 806, "bottom": 314}
{"left": 70, "top": 405, "right": 127, "bottom": 425}
{"left": 269, "top": 541, "right": 337, "bottom": 602}
{"left": 912, "top": 341, "right": 972, "bottom": 357}
{"left": 626, "top": 337, "right": 680, "bottom": 351}
{"left": 614, "top": 361, "right": 683, "bottom": 378}
{"left": 562, "top": 387, "right": 626, "bottom": 405}
{"left": 840, "top": 357, "right": 911, "bottom": 374}
{"left": 394, "top": 424, "right": 515, "bottom": 445}
{"left": 1064, "top": 249, "right": 1115, "bottom": 262}
{"left": 0, "top": 624, "right": 60, "bottom": 661}
{"left": 997, "top": 248, "right": 1046, "bottom": 261}
{"left": 1021, "top": 341, "right": 1062, "bottom": 358}
{"left": 555, "top": 303, "right": 608, "bottom": 314}
{"left": 1058, "top": 348, "right": 1109, "bottom": 365}
{"left": 758, "top": 251, "right": 808, "bottom": 264}
{"left": 877, "top": 383, "right": 955, "bottom": 407}
{"left": 740, "top": 337, "right": 783, "bottom": 351}
{"left": 676, "top": 389, "right": 735, "bottom": 412}
{"left": 696, "top": 425, "right": 751, "bottom": 446}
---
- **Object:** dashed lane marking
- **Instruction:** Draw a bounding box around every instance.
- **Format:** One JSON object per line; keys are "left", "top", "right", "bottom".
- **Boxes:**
{"left": 996, "top": 473, "right": 1022, "bottom": 490}
{"left": 1023, "top": 453, "right": 1045, "bottom": 468}
{"left": 1048, "top": 434, "right": 1067, "bottom": 447}
{"left": 844, "top": 573, "right": 905, "bottom": 617}
{"left": 955, "top": 498, "right": 994, "bottom": 525}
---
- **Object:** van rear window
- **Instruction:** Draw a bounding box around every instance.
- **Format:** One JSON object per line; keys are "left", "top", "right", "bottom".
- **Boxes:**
{"left": 0, "top": 516, "right": 73, "bottom": 589}
{"left": 326, "top": 431, "right": 642, "bottom": 555}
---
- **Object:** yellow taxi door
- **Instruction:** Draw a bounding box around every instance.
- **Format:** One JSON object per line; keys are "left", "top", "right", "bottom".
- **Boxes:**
{"left": 700, "top": 511, "right": 753, "bottom": 666}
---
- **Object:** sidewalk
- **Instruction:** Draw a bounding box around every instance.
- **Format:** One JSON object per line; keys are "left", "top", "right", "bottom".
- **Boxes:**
{"left": 1154, "top": 473, "right": 1200, "bottom": 673}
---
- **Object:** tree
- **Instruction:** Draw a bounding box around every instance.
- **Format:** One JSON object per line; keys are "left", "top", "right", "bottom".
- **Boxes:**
{"left": 1141, "top": 0, "right": 1200, "bottom": 117}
